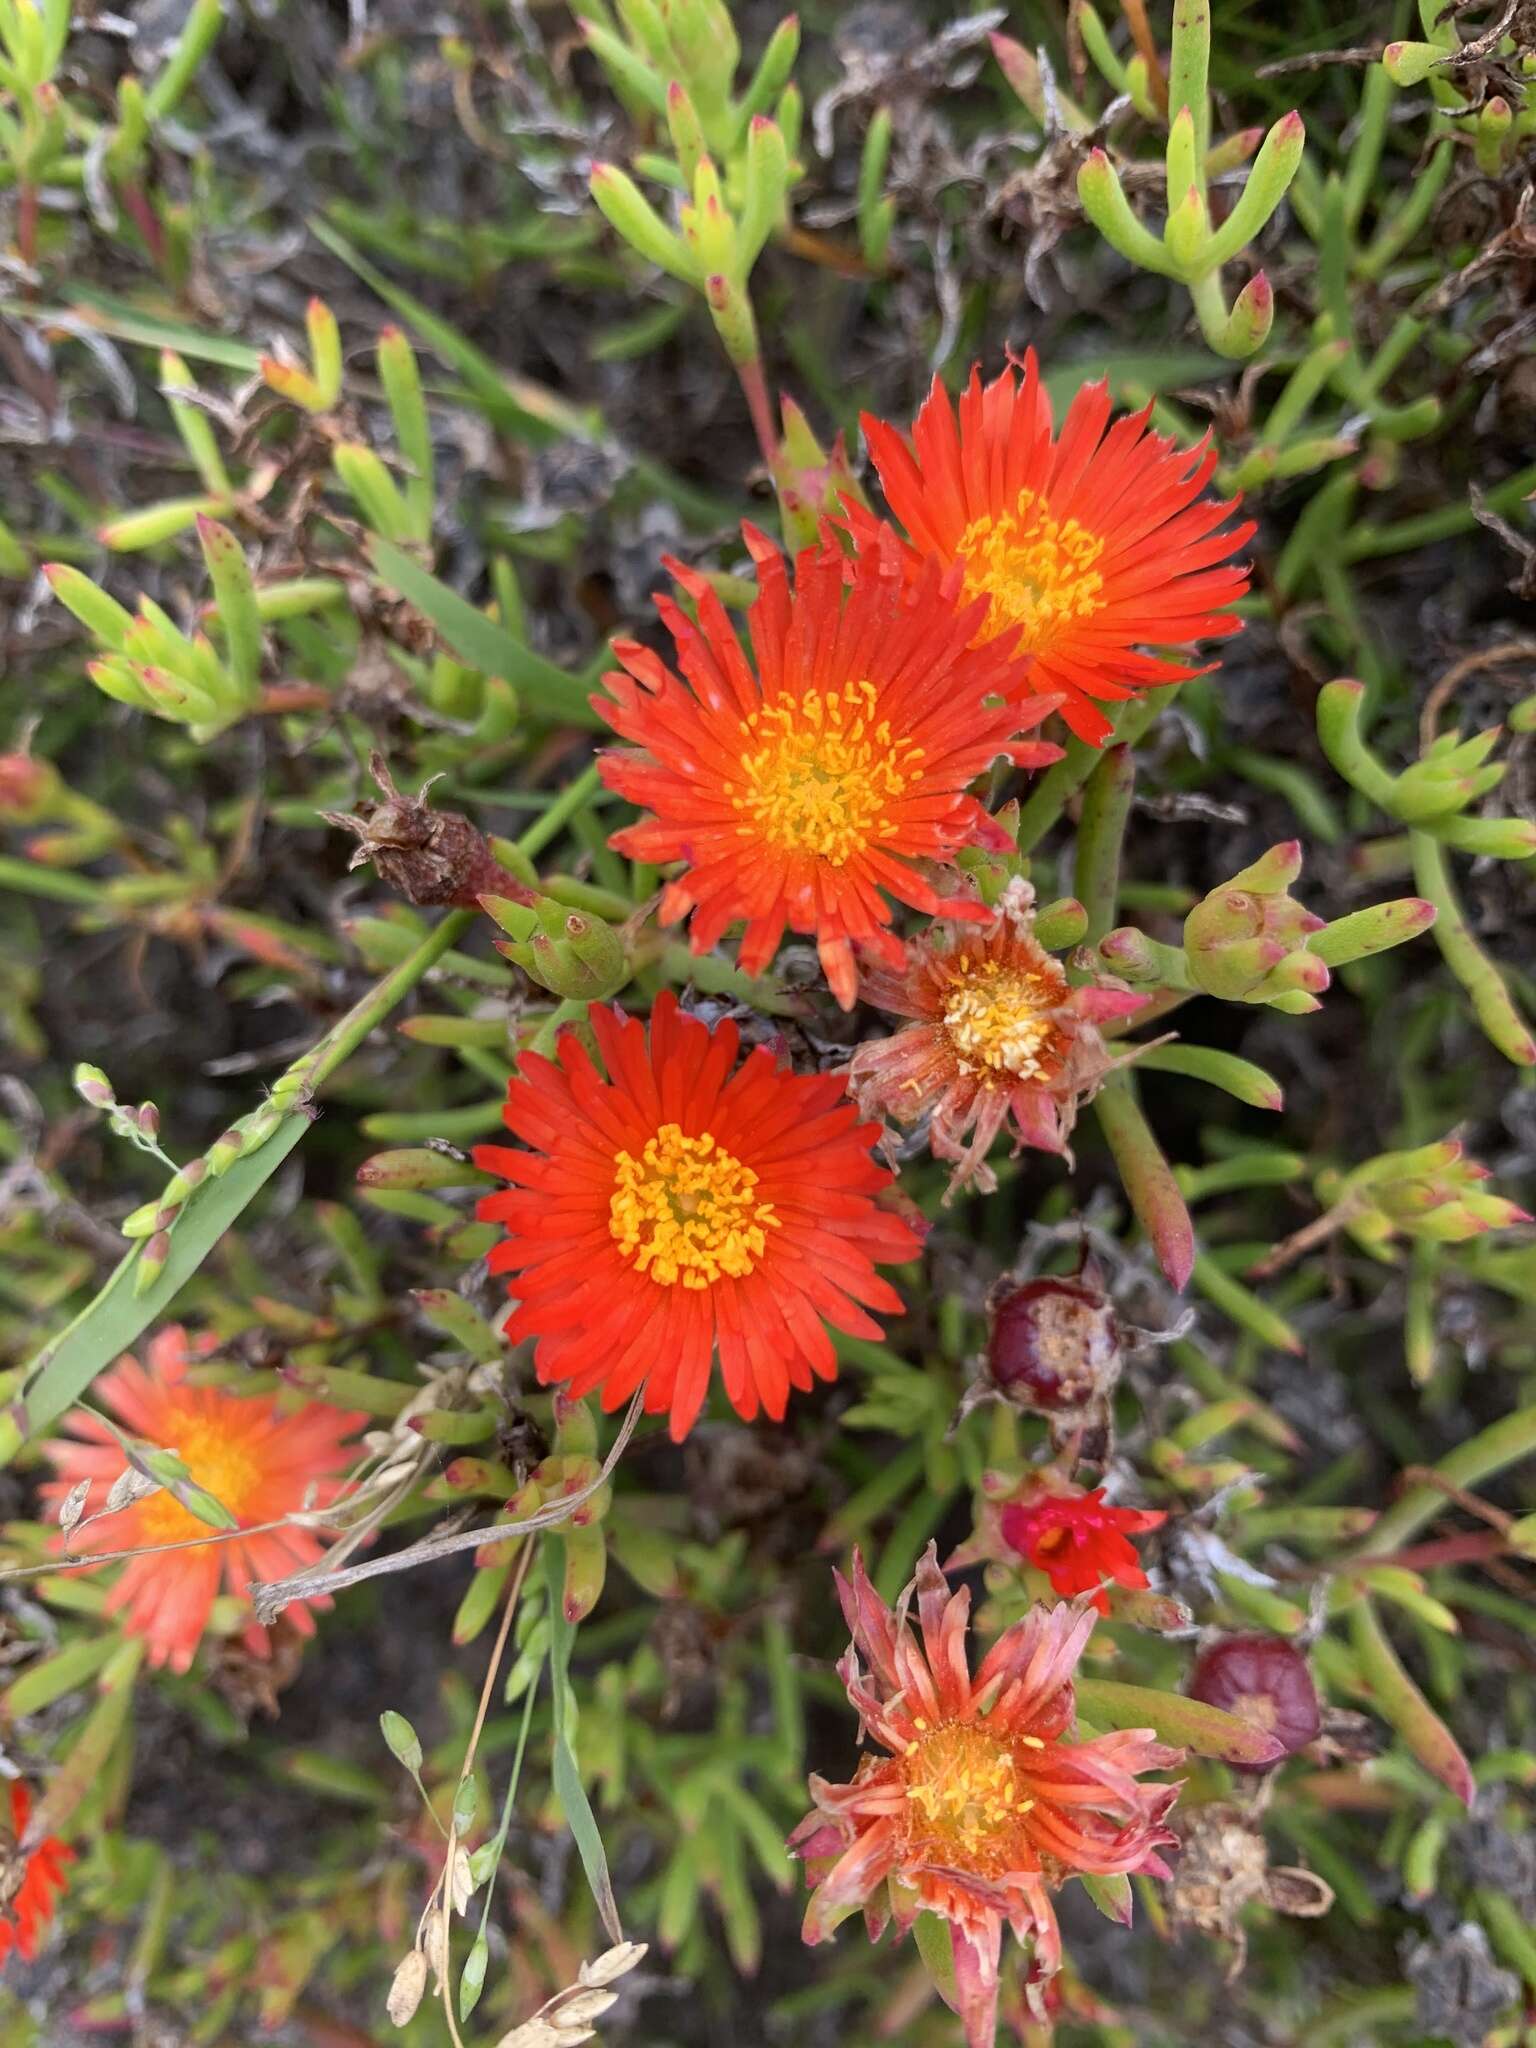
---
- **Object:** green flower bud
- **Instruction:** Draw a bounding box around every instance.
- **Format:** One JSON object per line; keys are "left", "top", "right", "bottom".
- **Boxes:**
{"left": 133, "top": 1230, "right": 172, "bottom": 1296}
{"left": 1183, "top": 842, "right": 1326, "bottom": 1002}
{"left": 73, "top": 1063, "right": 116, "bottom": 1110}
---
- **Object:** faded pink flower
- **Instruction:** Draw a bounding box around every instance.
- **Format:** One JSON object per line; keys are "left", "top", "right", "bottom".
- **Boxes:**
{"left": 790, "top": 1546, "right": 1181, "bottom": 2046}
{"left": 848, "top": 880, "right": 1144, "bottom": 1193}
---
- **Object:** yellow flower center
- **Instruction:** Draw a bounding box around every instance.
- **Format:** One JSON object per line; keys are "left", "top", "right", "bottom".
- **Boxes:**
{"left": 957, "top": 491, "right": 1107, "bottom": 652}
{"left": 734, "top": 680, "right": 924, "bottom": 868}
{"left": 901, "top": 1720, "right": 1038, "bottom": 1872}
{"left": 134, "top": 1403, "right": 263, "bottom": 1545}
{"left": 941, "top": 954, "right": 1070, "bottom": 1081}
{"left": 609, "top": 1122, "right": 779, "bottom": 1290}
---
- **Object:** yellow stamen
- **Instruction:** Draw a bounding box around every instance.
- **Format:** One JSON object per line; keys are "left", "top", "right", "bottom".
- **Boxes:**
{"left": 901, "top": 1722, "right": 1037, "bottom": 1868}
{"left": 957, "top": 491, "right": 1106, "bottom": 653}
{"left": 734, "top": 680, "right": 923, "bottom": 867}
{"left": 610, "top": 1122, "right": 779, "bottom": 1291}
{"left": 941, "top": 955, "right": 1069, "bottom": 1081}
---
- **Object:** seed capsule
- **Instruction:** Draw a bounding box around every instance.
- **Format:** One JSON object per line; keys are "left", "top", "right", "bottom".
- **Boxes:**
{"left": 1188, "top": 1632, "right": 1321, "bottom": 1771}
{"left": 984, "top": 1274, "right": 1122, "bottom": 1415}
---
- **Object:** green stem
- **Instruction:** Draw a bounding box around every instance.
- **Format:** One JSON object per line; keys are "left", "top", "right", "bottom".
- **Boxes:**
{"left": 305, "top": 911, "right": 476, "bottom": 1095}
{"left": 1359, "top": 1404, "right": 1536, "bottom": 1559}
{"left": 1343, "top": 464, "right": 1536, "bottom": 562}
{"left": 1014, "top": 694, "right": 1167, "bottom": 857}
{"left": 1411, "top": 830, "right": 1536, "bottom": 1066}
{"left": 1072, "top": 746, "right": 1136, "bottom": 949}
{"left": 510, "top": 762, "right": 604, "bottom": 864}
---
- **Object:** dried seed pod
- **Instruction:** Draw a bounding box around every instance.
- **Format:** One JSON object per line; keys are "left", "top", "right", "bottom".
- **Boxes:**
{"left": 984, "top": 1273, "right": 1123, "bottom": 1415}
{"left": 1168, "top": 1800, "right": 1333, "bottom": 1977}
{"left": 1188, "top": 1633, "right": 1321, "bottom": 1771}
{"left": 323, "top": 753, "right": 535, "bottom": 912}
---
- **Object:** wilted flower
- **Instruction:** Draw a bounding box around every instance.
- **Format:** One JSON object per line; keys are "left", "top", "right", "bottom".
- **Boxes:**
{"left": 791, "top": 1547, "right": 1181, "bottom": 2045}
{"left": 0, "top": 1782, "right": 72, "bottom": 1966}
{"left": 596, "top": 524, "right": 1062, "bottom": 1010}
{"left": 475, "top": 993, "right": 919, "bottom": 1442}
{"left": 951, "top": 1471, "right": 1166, "bottom": 1615}
{"left": 1167, "top": 1801, "right": 1333, "bottom": 1976}
{"left": 42, "top": 1326, "right": 365, "bottom": 1673}
{"left": 848, "top": 880, "right": 1144, "bottom": 1192}
{"left": 847, "top": 354, "right": 1254, "bottom": 742}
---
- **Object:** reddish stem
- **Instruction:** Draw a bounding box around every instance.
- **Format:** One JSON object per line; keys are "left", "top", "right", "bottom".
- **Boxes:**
{"left": 735, "top": 356, "right": 780, "bottom": 474}
{"left": 17, "top": 182, "right": 38, "bottom": 276}
{"left": 118, "top": 181, "right": 168, "bottom": 272}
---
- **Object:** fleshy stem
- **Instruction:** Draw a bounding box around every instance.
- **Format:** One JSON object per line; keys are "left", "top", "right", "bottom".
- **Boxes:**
{"left": 1015, "top": 691, "right": 1172, "bottom": 856}
{"left": 1411, "top": 830, "right": 1536, "bottom": 1068}
{"left": 1354, "top": 1405, "right": 1536, "bottom": 1562}
{"left": 736, "top": 355, "right": 781, "bottom": 472}
{"left": 1072, "top": 746, "right": 1196, "bottom": 1291}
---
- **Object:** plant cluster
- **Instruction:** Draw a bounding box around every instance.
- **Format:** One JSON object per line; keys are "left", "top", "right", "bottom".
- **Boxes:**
{"left": 1, "top": 1, "right": 1535, "bottom": 2045}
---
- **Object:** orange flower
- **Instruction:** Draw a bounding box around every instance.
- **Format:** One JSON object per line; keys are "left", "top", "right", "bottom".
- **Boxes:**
{"left": 791, "top": 1548, "right": 1181, "bottom": 2045}
{"left": 848, "top": 878, "right": 1146, "bottom": 1192}
{"left": 847, "top": 354, "right": 1255, "bottom": 743}
{"left": 475, "top": 993, "right": 920, "bottom": 1441}
{"left": 596, "top": 523, "right": 1063, "bottom": 1010}
{"left": 0, "top": 1782, "right": 72, "bottom": 1965}
{"left": 41, "top": 1327, "right": 365, "bottom": 1675}
{"left": 989, "top": 1475, "right": 1166, "bottom": 1614}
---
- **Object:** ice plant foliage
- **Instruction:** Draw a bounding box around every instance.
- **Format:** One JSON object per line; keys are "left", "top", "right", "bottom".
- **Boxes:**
{"left": 595, "top": 523, "right": 1063, "bottom": 1009}
{"left": 848, "top": 355, "right": 1255, "bottom": 742}
{"left": 999, "top": 1478, "right": 1166, "bottom": 1614}
{"left": 475, "top": 992, "right": 919, "bottom": 1441}
{"left": 849, "top": 880, "right": 1144, "bottom": 1191}
{"left": 42, "top": 1327, "right": 365, "bottom": 1673}
{"left": 0, "top": 1783, "right": 72, "bottom": 1966}
{"left": 792, "top": 1549, "right": 1180, "bottom": 2045}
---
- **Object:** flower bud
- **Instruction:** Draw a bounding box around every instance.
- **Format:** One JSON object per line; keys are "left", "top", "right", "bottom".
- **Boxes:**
{"left": 133, "top": 1230, "right": 172, "bottom": 1297}
{"left": 1188, "top": 1633, "right": 1320, "bottom": 1772}
{"left": 0, "top": 750, "right": 62, "bottom": 823}
{"left": 205, "top": 1127, "right": 245, "bottom": 1177}
{"left": 489, "top": 895, "right": 629, "bottom": 1001}
{"left": 1183, "top": 842, "right": 1326, "bottom": 1002}
{"left": 73, "top": 1063, "right": 116, "bottom": 1110}
{"left": 773, "top": 397, "right": 866, "bottom": 551}
{"left": 984, "top": 1275, "right": 1122, "bottom": 1416}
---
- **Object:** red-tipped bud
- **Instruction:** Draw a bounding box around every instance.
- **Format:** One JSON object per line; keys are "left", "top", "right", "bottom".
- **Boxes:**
{"left": 1188, "top": 1633, "right": 1321, "bottom": 1773}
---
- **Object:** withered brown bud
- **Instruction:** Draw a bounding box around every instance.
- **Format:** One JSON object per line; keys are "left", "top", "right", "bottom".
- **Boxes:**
{"left": 323, "top": 753, "right": 536, "bottom": 911}
{"left": 1168, "top": 1801, "right": 1334, "bottom": 1977}
{"left": 984, "top": 1274, "right": 1122, "bottom": 1415}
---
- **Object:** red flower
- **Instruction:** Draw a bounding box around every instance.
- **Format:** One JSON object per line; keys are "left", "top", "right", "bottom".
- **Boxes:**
{"left": 474, "top": 993, "right": 920, "bottom": 1441}
{"left": 1001, "top": 1483, "right": 1166, "bottom": 1614}
{"left": 848, "top": 878, "right": 1145, "bottom": 1192}
{"left": 595, "top": 522, "right": 1062, "bottom": 1010}
{"left": 791, "top": 1547, "right": 1181, "bottom": 2047}
{"left": 42, "top": 1327, "right": 365, "bottom": 1674}
{"left": 0, "top": 1782, "right": 72, "bottom": 1965}
{"left": 847, "top": 354, "right": 1255, "bottom": 743}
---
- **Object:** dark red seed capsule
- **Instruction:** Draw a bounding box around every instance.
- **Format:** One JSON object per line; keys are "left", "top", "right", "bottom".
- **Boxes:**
{"left": 1189, "top": 1633, "right": 1321, "bottom": 1771}
{"left": 984, "top": 1276, "right": 1121, "bottom": 1414}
